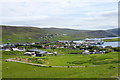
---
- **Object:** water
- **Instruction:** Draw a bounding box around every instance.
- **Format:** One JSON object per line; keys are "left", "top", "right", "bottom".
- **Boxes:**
{"left": 74, "top": 37, "right": 119, "bottom": 47}
{"left": 96, "top": 41, "right": 119, "bottom": 47}
{"left": 95, "top": 37, "right": 119, "bottom": 47}
{"left": 96, "top": 37, "right": 120, "bottom": 40}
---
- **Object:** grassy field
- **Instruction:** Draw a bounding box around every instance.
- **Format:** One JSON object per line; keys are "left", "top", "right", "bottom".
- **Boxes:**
{"left": 44, "top": 52, "right": 119, "bottom": 66}
{"left": 41, "top": 48, "right": 83, "bottom": 54}
{"left": 104, "top": 38, "right": 120, "bottom": 42}
{"left": 2, "top": 61, "right": 118, "bottom": 78}
{"left": 2, "top": 51, "right": 119, "bottom": 78}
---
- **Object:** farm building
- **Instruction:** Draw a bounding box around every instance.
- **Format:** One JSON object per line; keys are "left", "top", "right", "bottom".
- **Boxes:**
{"left": 29, "top": 49, "right": 48, "bottom": 57}
{"left": 4, "top": 48, "right": 11, "bottom": 51}
{"left": 12, "top": 48, "right": 26, "bottom": 51}
{"left": 24, "top": 52, "right": 36, "bottom": 57}
{"left": 47, "top": 52, "right": 58, "bottom": 56}
{"left": 82, "top": 50, "right": 90, "bottom": 55}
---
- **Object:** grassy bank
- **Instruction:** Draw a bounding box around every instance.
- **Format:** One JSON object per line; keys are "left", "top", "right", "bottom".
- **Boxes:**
{"left": 104, "top": 38, "right": 120, "bottom": 42}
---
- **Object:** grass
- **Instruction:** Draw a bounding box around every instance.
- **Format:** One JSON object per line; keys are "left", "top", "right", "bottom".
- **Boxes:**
{"left": 44, "top": 52, "right": 119, "bottom": 66}
{"left": 2, "top": 60, "right": 118, "bottom": 78}
{"left": 2, "top": 51, "right": 25, "bottom": 55}
{"left": 41, "top": 48, "right": 83, "bottom": 54}
{"left": 104, "top": 38, "right": 120, "bottom": 42}
{"left": 2, "top": 51, "right": 119, "bottom": 78}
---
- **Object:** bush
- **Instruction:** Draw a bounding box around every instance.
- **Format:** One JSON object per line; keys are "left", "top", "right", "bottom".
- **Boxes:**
{"left": 112, "top": 47, "right": 120, "bottom": 52}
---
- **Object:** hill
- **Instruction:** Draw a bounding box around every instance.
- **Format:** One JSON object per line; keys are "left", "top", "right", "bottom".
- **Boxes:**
{"left": 107, "top": 28, "right": 120, "bottom": 36}
{"left": 2, "top": 25, "right": 56, "bottom": 43}
{"left": 42, "top": 28, "right": 118, "bottom": 40}
{"left": 42, "top": 28, "right": 88, "bottom": 34}
{"left": 1, "top": 25, "right": 118, "bottom": 43}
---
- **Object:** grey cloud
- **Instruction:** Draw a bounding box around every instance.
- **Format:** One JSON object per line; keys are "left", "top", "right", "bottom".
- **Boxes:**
{"left": 102, "top": 11, "right": 118, "bottom": 17}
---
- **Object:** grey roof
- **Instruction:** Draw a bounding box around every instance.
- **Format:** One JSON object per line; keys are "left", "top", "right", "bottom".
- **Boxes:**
{"left": 30, "top": 49, "right": 48, "bottom": 54}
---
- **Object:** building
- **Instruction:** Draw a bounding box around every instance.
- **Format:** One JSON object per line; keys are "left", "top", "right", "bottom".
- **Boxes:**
{"left": 58, "top": 40, "right": 72, "bottom": 43}
{"left": 4, "top": 48, "right": 11, "bottom": 51}
{"left": 24, "top": 52, "right": 36, "bottom": 57}
{"left": 82, "top": 50, "right": 90, "bottom": 55}
{"left": 12, "top": 48, "right": 26, "bottom": 51}
{"left": 83, "top": 38, "right": 104, "bottom": 45}
{"left": 73, "top": 40, "right": 84, "bottom": 44}
{"left": 29, "top": 49, "right": 48, "bottom": 57}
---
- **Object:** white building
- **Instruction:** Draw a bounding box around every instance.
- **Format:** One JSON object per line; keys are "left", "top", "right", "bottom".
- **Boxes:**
{"left": 12, "top": 48, "right": 25, "bottom": 51}
{"left": 83, "top": 38, "right": 104, "bottom": 45}
{"left": 5, "top": 49, "right": 11, "bottom": 51}
{"left": 24, "top": 52, "right": 36, "bottom": 57}
{"left": 82, "top": 50, "right": 90, "bottom": 55}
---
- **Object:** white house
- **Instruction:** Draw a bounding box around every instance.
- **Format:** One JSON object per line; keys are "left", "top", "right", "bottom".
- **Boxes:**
{"left": 47, "top": 52, "right": 58, "bottom": 56}
{"left": 47, "top": 52, "right": 54, "bottom": 55}
{"left": 24, "top": 52, "right": 36, "bottom": 57}
{"left": 53, "top": 52, "right": 58, "bottom": 55}
{"left": 82, "top": 50, "right": 90, "bottom": 55}
{"left": 5, "top": 48, "right": 11, "bottom": 51}
{"left": 83, "top": 38, "right": 104, "bottom": 45}
{"left": 12, "top": 48, "right": 25, "bottom": 51}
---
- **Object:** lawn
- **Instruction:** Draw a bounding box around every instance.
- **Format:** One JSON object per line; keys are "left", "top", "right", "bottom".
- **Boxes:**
{"left": 2, "top": 51, "right": 119, "bottom": 78}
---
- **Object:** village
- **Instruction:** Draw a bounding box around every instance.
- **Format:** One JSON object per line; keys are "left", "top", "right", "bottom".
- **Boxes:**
{"left": 1, "top": 38, "right": 118, "bottom": 57}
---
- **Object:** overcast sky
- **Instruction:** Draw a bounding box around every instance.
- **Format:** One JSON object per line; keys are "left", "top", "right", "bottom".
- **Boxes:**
{"left": 0, "top": 0, "right": 119, "bottom": 30}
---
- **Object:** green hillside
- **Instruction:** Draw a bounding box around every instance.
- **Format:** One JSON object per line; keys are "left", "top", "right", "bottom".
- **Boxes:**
{"left": 107, "top": 28, "right": 120, "bottom": 36}
{"left": 2, "top": 25, "right": 60, "bottom": 43}
{"left": 1, "top": 25, "right": 118, "bottom": 43}
{"left": 43, "top": 28, "right": 118, "bottom": 40}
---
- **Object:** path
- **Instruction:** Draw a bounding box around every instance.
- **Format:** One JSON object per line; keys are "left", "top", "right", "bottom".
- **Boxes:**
{"left": 6, "top": 58, "right": 98, "bottom": 68}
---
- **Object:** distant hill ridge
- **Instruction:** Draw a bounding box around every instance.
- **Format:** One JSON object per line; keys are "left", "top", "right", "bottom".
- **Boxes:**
{"left": 1, "top": 25, "right": 118, "bottom": 43}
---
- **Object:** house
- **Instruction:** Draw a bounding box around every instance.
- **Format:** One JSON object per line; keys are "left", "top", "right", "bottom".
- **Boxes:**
{"left": 0, "top": 44, "right": 4, "bottom": 48}
{"left": 58, "top": 40, "right": 72, "bottom": 43}
{"left": 4, "top": 48, "right": 11, "bottom": 51}
{"left": 47, "top": 52, "right": 58, "bottom": 56}
{"left": 31, "top": 42, "right": 35, "bottom": 45}
{"left": 82, "top": 50, "right": 90, "bottom": 55}
{"left": 29, "top": 49, "right": 48, "bottom": 57}
{"left": 59, "top": 46, "right": 64, "bottom": 48}
{"left": 0, "top": 44, "right": 7, "bottom": 48}
{"left": 83, "top": 38, "right": 104, "bottom": 45}
{"left": 95, "top": 51, "right": 106, "bottom": 54}
{"left": 53, "top": 52, "right": 58, "bottom": 55}
{"left": 12, "top": 48, "right": 25, "bottom": 51}
{"left": 73, "top": 40, "right": 84, "bottom": 44}
{"left": 24, "top": 52, "right": 36, "bottom": 57}
{"left": 47, "top": 52, "right": 54, "bottom": 55}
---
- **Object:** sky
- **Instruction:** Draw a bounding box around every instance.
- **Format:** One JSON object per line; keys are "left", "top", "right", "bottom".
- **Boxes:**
{"left": 0, "top": 0, "right": 119, "bottom": 30}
